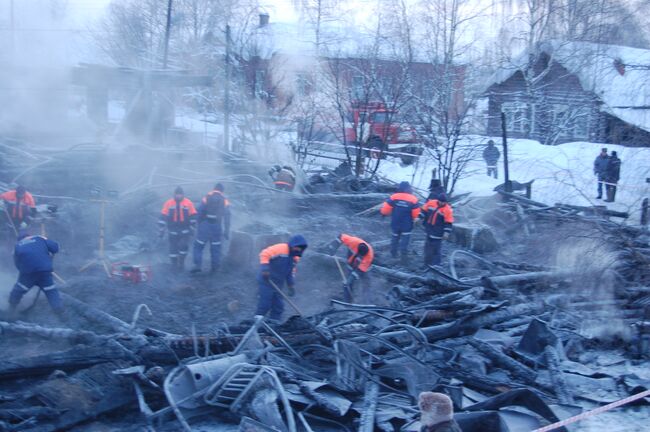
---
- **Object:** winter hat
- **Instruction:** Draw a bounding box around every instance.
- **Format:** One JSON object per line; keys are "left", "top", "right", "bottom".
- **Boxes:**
{"left": 288, "top": 234, "right": 308, "bottom": 249}
{"left": 418, "top": 392, "right": 454, "bottom": 427}
{"left": 357, "top": 243, "right": 369, "bottom": 257}
{"left": 487, "top": 140, "right": 495, "bottom": 145}
{"left": 601, "top": 147, "right": 608, "bottom": 153}
{"left": 611, "top": 151, "right": 617, "bottom": 157}
{"left": 16, "top": 185, "right": 26, "bottom": 197}
{"left": 437, "top": 193, "right": 448, "bottom": 203}
{"left": 398, "top": 181, "right": 412, "bottom": 193}
{"left": 174, "top": 186, "right": 184, "bottom": 195}
{"left": 214, "top": 183, "right": 224, "bottom": 192}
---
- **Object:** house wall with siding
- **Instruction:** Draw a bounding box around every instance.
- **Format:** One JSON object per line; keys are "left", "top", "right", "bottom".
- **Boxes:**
{"left": 487, "top": 54, "right": 649, "bottom": 146}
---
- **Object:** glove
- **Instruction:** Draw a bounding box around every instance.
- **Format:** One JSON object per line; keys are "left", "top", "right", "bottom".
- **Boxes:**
{"left": 262, "top": 271, "right": 270, "bottom": 281}
{"left": 287, "top": 284, "right": 295, "bottom": 297}
{"left": 346, "top": 270, "right": 359, "bottom": 286}
{"left": 442, "top": 232, "right": 450, "bottom": 241}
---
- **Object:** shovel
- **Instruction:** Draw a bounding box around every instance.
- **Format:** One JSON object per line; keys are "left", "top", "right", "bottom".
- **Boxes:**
{"left": 267, "top": 279, "right": 332, "bottom": 342}
{"left": 333, "top": 257, "right": 353, "bottom": 302}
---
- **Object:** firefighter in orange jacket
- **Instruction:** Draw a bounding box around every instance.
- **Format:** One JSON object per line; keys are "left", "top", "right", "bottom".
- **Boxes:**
{"left": 158, "top": 186, "right": 197, "bottom": 269}
{"left": 330, "top": 233, "right": 374, "bottom": 302}
{"left": 1, "top": 186, "right": 36, "bottom": 229}
{"left": 256, "top": 235, "right": 308, "bottom": 321}
{"left": 421, "top": 194, "right": 454, "bottom": 267}
{"left": 269, "top": 165, "right": 296, "bottom": 191}
{"left": 380, "top": 181, "right": 420, "bottom": 262}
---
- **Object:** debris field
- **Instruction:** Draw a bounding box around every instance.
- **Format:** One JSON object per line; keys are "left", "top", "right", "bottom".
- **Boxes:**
{"left": 0, "top": 148, "right": 649, "bottom": 432}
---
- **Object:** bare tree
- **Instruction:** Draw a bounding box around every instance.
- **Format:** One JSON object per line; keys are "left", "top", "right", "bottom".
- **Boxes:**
{"left": 407, "top": 0, "right": 484, "bottom": 195}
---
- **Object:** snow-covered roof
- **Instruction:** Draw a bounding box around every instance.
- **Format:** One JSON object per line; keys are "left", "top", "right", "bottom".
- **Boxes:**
{"left": 486, "top": 41, "right": 650, "bottom": 132}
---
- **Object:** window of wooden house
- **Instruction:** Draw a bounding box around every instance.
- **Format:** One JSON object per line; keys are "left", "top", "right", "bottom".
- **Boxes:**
{"left": 552, "top": 104, "right": 589, "bottom": 139}
{"left": 570, "top": 108, "right": 590, "bottom": 139}
{"left": 352, "top": 75, "right": 364, "bottom": 100}
{"left": 502, "top": 102, "right": 529, "bottom": 134}
{"left": 255, "top": 69, "right": 265, "bottom": 97}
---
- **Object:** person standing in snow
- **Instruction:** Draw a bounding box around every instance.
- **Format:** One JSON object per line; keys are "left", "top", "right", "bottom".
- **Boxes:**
{"left": 593, "top": 147, "right": 609, "bottom": 199}
{"left": 482, "top": 140, "right": 501, "bottom": 179}
{"left": 380, "top": 181, "right": 420, "bottom": 264}
{"left": 605, "top": 151, "right": 621, "bottom": 203}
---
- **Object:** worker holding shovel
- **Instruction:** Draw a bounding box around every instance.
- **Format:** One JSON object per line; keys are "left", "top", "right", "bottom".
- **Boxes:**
{"left": 255, "top": 235, "right": 308, "bottom": 322}
{"left": 327, "top": 233, "right": 374, "bottom": 302}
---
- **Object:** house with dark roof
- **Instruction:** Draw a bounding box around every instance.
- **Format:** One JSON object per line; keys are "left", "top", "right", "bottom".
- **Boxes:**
{"left": 485, "top": 41, "right": 650, "bottom": 146}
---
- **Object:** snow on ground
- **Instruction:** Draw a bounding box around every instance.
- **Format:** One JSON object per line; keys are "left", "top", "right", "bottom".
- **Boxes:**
{"left": 378, "top": 138, "right": 650, "bottom": 224}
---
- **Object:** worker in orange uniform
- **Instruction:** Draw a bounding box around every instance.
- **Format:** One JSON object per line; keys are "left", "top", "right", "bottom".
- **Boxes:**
{"left": 421, "top": 193, "right": 454, "bottom": 268}
{"left": 1, "top": 185, "right": 36, "bottom": 230}
{"left": 256, "top": 235, "right": 308, "bottom": 322}
{"left": 380, "top": 181, "right": 420, "bottom": 263}
{"left": 329, "top": 233, "right": 374, "bottom": 302}
{"left": 192, "top": 183, "right": 231, "bottom": 273}
{"left": 158, "top": 186, "right": 197, "bottom": 270}
{"left": 269, "top": 165, "right": 297, "bottom": 191}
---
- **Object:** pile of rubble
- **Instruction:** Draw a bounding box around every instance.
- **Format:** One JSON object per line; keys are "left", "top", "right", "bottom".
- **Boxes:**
{"left": 1, "top": 189, "right": 649, "bottom": 431}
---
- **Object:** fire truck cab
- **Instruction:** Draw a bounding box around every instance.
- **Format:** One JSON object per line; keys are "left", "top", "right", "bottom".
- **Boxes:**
{"left": 344, "top": 102, "right": 422, "bottom": 161}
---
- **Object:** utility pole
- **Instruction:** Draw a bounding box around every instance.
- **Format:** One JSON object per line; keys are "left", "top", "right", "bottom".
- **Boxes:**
{"left": 501, "top": 111, "right": 511, "bottom": 192}
{"left": 162, "top": 0, "right": 173, "bottom": 68}
{"left": 10, "top": 0, "right": 15, "bottom": 62}
{"left": 224, "top": 24, "right": 231, "bottom": 152}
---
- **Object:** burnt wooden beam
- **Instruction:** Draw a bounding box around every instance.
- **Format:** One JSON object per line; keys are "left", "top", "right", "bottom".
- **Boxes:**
{"left": 468, "top": 338, "right": 537, "bottom": 385}
{"left": 0, "top": 343, "right": 134, "bottom": 380}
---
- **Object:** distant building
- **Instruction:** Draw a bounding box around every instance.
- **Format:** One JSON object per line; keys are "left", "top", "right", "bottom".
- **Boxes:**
{"left": 237, "top": 14, "right": 465, "bottom": 119}
{"left": 485, "top": 41, "right": 650, "bottom": 146}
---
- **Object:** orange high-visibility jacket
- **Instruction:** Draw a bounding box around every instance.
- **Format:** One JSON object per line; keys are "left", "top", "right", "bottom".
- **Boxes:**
{"left": 340, "top": 233, "right": 374, "bottom": 272}
{"left": 1, "top": 190, "right": 36, "bottom": 222}
{"left": 160, "top": 197, "right": 197, "bottom": 228}
{"left": 259, "top": 243, "right": 300, "bottom": 285}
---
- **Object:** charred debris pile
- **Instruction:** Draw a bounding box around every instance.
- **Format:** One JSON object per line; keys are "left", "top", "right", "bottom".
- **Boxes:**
{"left": 1, "top": 187, "right": 650, "bottom": 432}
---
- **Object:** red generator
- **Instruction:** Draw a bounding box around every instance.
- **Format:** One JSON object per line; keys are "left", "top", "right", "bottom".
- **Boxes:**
{"left": 110, "top": 262, "right": 153, "bottom": 283}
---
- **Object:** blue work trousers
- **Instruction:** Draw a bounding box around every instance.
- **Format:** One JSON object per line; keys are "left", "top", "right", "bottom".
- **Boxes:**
{"left": 255, "top": 279, "right": 285, "bottom": 321}
{"left": 390, "top": 229, "right": 412, "bottom": 257}
{"left": 193, "top": 221, "right": 222, "bottom": 269}
{"left": 9, "top": 271, "right": 62, "bottom": 311}
{"left": 424, "top": 236, "right": 443, "bottom": 266}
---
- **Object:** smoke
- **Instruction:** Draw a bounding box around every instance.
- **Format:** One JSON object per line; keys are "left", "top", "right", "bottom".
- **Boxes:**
{"left": 553, "top": 236, "right": 630, "bottom": 340}
{"left": 0, "top": 0, "right": 98, "bottom": 141}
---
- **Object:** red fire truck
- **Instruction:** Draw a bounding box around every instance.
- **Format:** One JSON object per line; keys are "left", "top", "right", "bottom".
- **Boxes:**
{"left": 344, "top": 102, "right": 422, "bottom": 161}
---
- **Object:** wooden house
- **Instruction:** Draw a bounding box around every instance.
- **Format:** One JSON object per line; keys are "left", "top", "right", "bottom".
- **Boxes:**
{"left": 486, "top": 41, "right": 650, "bottom": 146}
